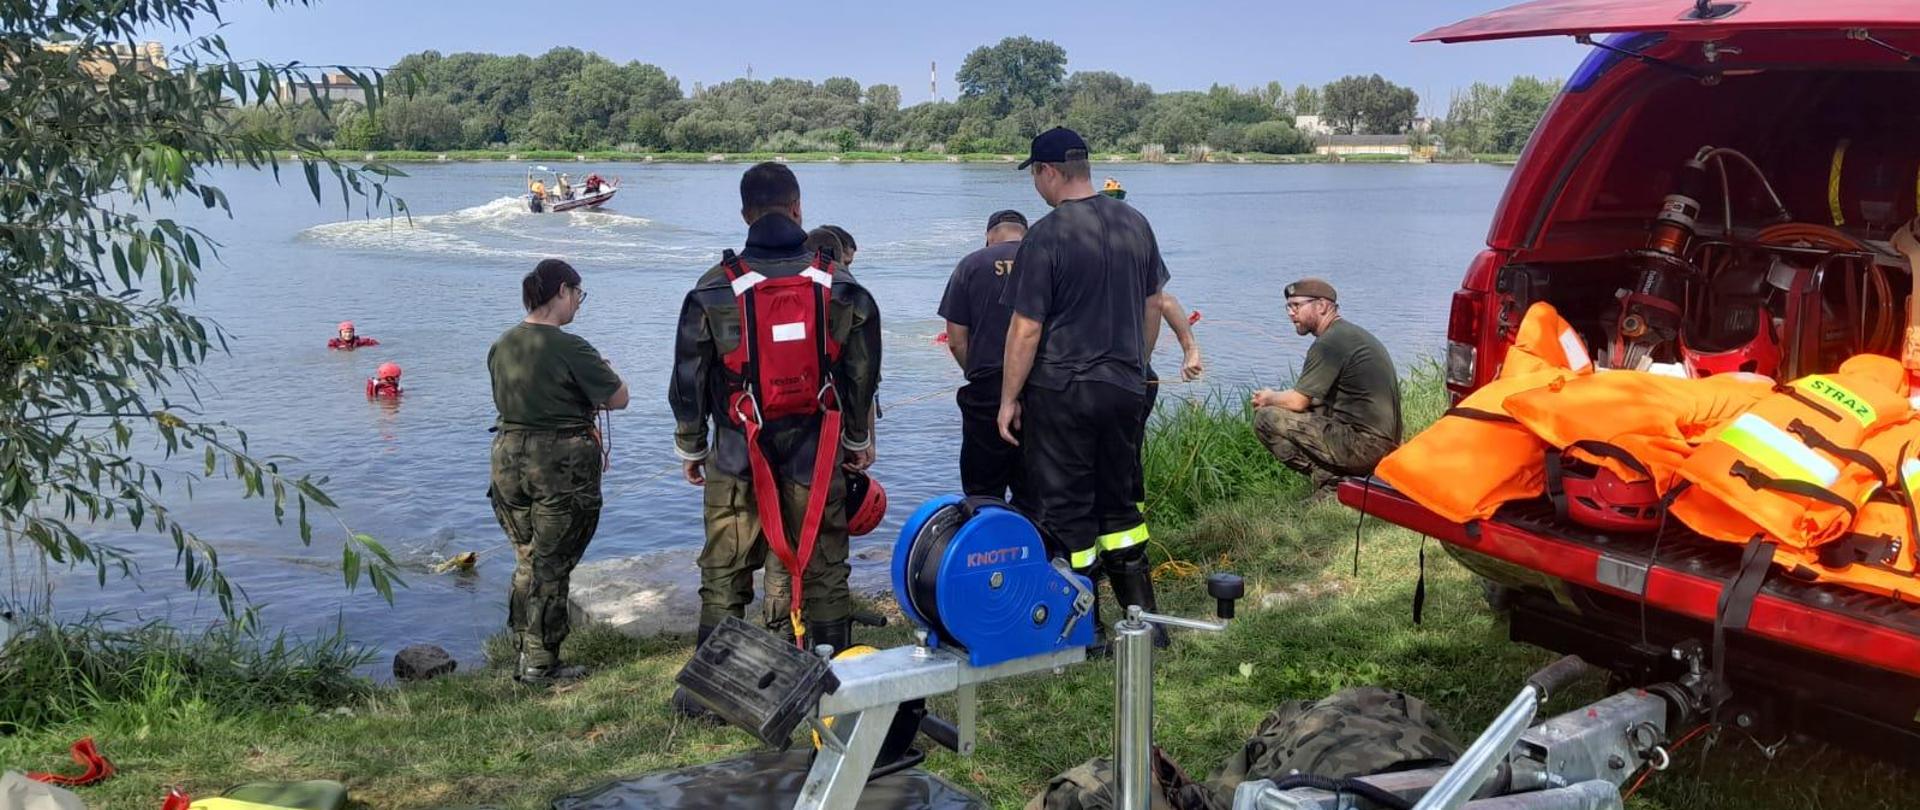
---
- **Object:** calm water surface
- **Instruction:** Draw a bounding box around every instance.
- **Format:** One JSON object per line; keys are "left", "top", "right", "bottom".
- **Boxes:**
{"left": 39, "top": 161, "right": 1510, "bottom": 667}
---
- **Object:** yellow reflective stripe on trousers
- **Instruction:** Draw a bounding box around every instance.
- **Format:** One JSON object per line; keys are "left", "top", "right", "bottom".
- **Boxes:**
{"left": 1719, "top": 413, "right": 1841, "bottom": 487}
{"left": 1096, "top": 523, "right": 1150, "bottom": 552}
{"left": 1070, "top": 546, "right": 1099, "bottom": 569}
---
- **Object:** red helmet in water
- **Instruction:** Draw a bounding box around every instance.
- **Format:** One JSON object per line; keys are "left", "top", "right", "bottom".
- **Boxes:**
{"left": 845, "top": 471, "right": 887, "bottom": 537}
{"left": 338, "top": 321, "right": 355, "bottom": 332}
{"left": 376, "top": 362, "right": 402, "bottom": 380}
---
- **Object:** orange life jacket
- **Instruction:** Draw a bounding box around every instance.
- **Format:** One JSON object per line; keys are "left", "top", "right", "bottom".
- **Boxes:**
{"left": 1770, "top": 417, "right": 1920, "bottom": 601}
{"left": 1502, "top": 371, "right": 1773, "bottom": 493}
{"left": 1672, "top": 354, "right": 1913, "bottom": 548}
{"left": 1501, "top": 302, "right": 1593, "bottom": 378}
{"left": 1373, "top": 303, "right": 1592, "bottom": 524}
{"left": 1375, "top": 369, "right": 1569, "bottom": 524}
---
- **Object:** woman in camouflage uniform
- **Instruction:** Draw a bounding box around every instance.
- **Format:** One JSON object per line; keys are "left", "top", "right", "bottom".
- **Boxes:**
{"left": 487, "top": 259, "right": 630, "bottom": 686}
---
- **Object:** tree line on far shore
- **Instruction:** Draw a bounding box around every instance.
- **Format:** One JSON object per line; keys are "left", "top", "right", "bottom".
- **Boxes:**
{"left": 227, "top": 36, "right": 1561, "bottom": 157}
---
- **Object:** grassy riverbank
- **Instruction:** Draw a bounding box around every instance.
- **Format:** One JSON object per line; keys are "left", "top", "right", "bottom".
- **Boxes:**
{"left": 3, "top": 375, "right": 1913, "bottom": 809}
{"left": 311, "top": 149, "right": 1516, "bottom": 166}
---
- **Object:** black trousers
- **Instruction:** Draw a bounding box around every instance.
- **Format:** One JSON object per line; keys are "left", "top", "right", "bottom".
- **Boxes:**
{"left": 1022, "top": 380, "right": 1148, "bottom": 565}
{"left": 957, "top": 378, "right": 1025, "bottom": 503}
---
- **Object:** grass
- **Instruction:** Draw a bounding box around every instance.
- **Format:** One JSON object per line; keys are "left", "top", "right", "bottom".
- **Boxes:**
{"left": 2, "top": 372, "right": 1913, "bottom": 808}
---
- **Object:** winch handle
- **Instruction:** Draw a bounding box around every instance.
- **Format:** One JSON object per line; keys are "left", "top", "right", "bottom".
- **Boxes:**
{"left": 1206, "top": 572, "right": 1245, "bottom": 620}
{"left": 1525, "top": 655, "right": 1593, "bottom": 703}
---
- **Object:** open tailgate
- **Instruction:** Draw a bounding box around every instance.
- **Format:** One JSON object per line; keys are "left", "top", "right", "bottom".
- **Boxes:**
{"left": 1339, "top": 478, "right": 1920, "bottom": 680}
{"left": 1417, "top": 0, "right": 1920, "bottom": 43}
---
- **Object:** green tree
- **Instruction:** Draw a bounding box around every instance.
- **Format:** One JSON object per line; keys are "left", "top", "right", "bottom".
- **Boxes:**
{"left": 1141, "top": 93, "right": 1211, "bottom": 148}
{"left": 334, "top": 106, "right": 381, "bottom": 150}
{"left": 1242, "top": 119, "right": 1312, "bottom": 154}
{"left": 956, "top": 36, "right": 1067, "bottom": 116}
{"left": 378, "top": 95, "right": 462, "bottom": 150}
{"left": 1062, "top": 71, "right": 1153, "bottom": 150}
{"left": 1291, "top": 84, "right": 1321, "bottom": 116}
{"left": 1440, "top": 82, "right": 1505, "bottom": 155}
{"left": 1490, "top": 76, "right": 1561, "bottom": 153}
{"left": 1321, "top": 74, "right": 1418, "bottom": 134}
{"left": 1, "top": 0, "right": 401, "bottom": 614}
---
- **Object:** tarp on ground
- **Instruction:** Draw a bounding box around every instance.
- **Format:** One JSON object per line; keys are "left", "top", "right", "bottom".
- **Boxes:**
{"left": 550, "top": 749, "right": 986, "bottom": 810}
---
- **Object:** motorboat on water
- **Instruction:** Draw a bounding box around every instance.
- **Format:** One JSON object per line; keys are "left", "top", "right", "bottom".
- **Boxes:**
{"left": 526, "top": 169, "right": 619, "bottom": 213}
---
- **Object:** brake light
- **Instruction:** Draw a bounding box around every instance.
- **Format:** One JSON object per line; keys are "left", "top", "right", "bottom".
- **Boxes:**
{"left": 1447, "top": 289, "right": 1483, "bottom": 392}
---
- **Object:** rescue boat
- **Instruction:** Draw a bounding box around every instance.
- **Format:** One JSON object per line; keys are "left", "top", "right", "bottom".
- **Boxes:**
{"left": 529, "top": 183, "right": 618, "bottom": 214}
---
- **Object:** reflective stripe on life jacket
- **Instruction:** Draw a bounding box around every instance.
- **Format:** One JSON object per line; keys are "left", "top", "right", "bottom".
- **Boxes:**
{"left": 1502, "top": 370, "right": 1773, "bottom": 493}
{"left": 1673, "top": 355, "right": 1912, "bottom": 548}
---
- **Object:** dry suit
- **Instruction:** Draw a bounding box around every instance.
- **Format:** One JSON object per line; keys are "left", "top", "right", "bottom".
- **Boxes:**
{"left": 669, "top": 213, "right": 882, "bottom": 652}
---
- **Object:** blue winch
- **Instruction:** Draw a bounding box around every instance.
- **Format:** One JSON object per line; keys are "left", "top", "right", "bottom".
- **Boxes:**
{"left": 891, "top": 495, "right": 1096, "bottom": 667}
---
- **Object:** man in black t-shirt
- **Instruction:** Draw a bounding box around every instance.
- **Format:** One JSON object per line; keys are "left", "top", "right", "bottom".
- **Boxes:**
{"left": 999, "top": 127, "right": 1171, "bottom": 648}
{"left": 939, "top": 209, "right": 1029, "bottom": 500}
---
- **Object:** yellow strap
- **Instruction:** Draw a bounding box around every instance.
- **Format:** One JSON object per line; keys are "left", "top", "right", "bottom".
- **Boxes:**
{"left": 789, "top": 609, "right": 807, "bottom": 646}
{"left": 1096, "top": 523, "right": 1151, "bottom": 552}
{"left": 1902, "top": 459, "right": 1920, "bottom": 502}
{"left": 1830, "top": 139, "right": 1850, "bottom": 227}
{"left": 1070, "top": 546, "right": 1099, "bottom": 569}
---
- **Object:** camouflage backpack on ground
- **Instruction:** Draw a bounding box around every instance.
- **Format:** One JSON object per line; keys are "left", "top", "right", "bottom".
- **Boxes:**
{"left": 1025, "top": 747, "right": 1211, "bottom": 810}
{"left": 1201, "top": 686, "right": 1463, "bottom": 802}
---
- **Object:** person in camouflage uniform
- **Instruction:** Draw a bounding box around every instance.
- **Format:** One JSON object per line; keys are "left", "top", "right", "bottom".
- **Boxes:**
{"left": 1030, "top": 687, "right": 1461, "bottom": 810}
{"left": 487, "top": 259, "right": 630, "bottom": 686}
{"left": 669, "top": 163, "right": 883, "bottom": 718}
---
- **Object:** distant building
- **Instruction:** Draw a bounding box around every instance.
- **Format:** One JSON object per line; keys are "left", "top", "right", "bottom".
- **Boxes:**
{"left": 1410, "top": 116, "right": 1436, "bottom": 134}
{"left": 276, "top": 72, "right": 367, "bottom": 106}
{"left": 1315, "top": 134, "right": 1439, "bottom": 161}
{"left": 1293, "top": 114, "right": 1331, "bottom": 137}
{"left": 36, "top": 40, "right": 168, "bottom": 81}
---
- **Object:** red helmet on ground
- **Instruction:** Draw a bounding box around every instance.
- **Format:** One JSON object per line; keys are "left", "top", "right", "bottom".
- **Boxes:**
{"left": 845, "top": 471, "right": 887, "bottom": 537}
{"left": 1555, "top": 459, "right": 1662, "bottom": 533}
{"left": 376, "top": 362, "right": 402, "bottom": 380}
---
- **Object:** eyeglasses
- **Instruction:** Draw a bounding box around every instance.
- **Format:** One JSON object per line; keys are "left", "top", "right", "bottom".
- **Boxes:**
{"left": 1285, "top": 297, "right": 1324, "bottom": 311}
{"left": 572, "top": 286, "right": 588, "bottom": 304}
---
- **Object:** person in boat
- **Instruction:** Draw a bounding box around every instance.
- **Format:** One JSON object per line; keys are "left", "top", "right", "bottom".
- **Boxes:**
{"left": 584, "top": 173, "right": 604, "bottom": 194}
{"left": 1103, "top": 177, "right": 1122, "bottom": 192}
{"left": 669, "top": 162, "right": 882, "bottom": 717}
{"left": 556, "top": 173, "right": 573, "bottom": 200}
{"left": 366, "top": 361, "right": 403, "bottom": 398}
{"left": 488, "top": 258, "right": 631, "bottom": 687}
{"left": 529, "top": 178, "right": 547, "bottom": 199}
{"left": 329, "top": 321, "right": 379, "bottom": 350}
{"left": 1251, "top": 278, "right": 1402, "bottom": 493}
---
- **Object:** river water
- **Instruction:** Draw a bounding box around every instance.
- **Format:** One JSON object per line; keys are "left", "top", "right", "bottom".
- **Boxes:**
{"left": 35, "top": 161, "right": 1510, "bottom": 668}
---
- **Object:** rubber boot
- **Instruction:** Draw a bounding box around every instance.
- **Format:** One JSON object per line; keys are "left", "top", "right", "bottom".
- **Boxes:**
{"left": 1084, "top": 586, "right": 1112, "bottom": 660}
{"left": 671, "top": 623, "right": 724, "bottom": 724}
{"left": 810, "top": 616, "right": 853, "bottom": 657}
{"left": 1105, "top": 548, "right": 1171, "bottom": 649}
{"left": 515, "top": 656, "right": 589, "bottom": 687}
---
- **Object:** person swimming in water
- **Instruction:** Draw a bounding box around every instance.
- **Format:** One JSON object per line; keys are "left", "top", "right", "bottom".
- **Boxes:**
{"left": 329, "top": 321, "right": 380, "bottom": 350}
{"left": 366, "top": 361, "right": 403, "bottom": 398}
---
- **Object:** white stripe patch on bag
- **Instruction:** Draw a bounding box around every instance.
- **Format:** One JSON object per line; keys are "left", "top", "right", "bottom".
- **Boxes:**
{"left": 772, "top": 322, "right": 807, "bottom": 342}
{"left": 1560, "top": 329, "right": 1591, "bottom": 371}
{"left": 730, "top": 271, "right": 768, "bottom": 296}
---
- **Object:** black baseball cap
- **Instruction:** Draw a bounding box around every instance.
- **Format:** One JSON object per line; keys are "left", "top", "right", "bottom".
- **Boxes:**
{"left": 1017, "top": 127, "right": 1089, "bottom": 170}
{"left": 987, "top": 209, "right": 1028, "bottom": 230}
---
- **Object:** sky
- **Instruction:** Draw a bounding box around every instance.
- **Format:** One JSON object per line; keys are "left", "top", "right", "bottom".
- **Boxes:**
{"left": 174, "top": 0, "right": 1587, "bottom": 115}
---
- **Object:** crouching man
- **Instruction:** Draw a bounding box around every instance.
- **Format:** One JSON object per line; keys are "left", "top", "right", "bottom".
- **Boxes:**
{"left": 1252, "top": 278, "right": 1401, "bottom": 493}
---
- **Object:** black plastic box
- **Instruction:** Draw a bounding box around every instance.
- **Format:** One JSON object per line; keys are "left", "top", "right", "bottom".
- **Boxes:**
{"left": 674, "top": 616, "right": 840, "bottom": 747}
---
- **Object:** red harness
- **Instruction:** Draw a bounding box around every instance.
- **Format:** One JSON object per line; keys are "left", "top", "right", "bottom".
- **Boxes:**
{"left": 720, "top": 250, "right": 842, "bottom": 647}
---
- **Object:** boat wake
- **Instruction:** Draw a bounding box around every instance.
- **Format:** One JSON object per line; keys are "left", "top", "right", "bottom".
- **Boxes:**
{"left": 298, "top": 196, "right": 713, "bottom": 264}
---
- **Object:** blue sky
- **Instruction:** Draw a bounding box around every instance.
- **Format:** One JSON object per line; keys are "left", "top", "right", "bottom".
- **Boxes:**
{"left": 184, "top": 0, "right": 1584, "bottom": 114}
